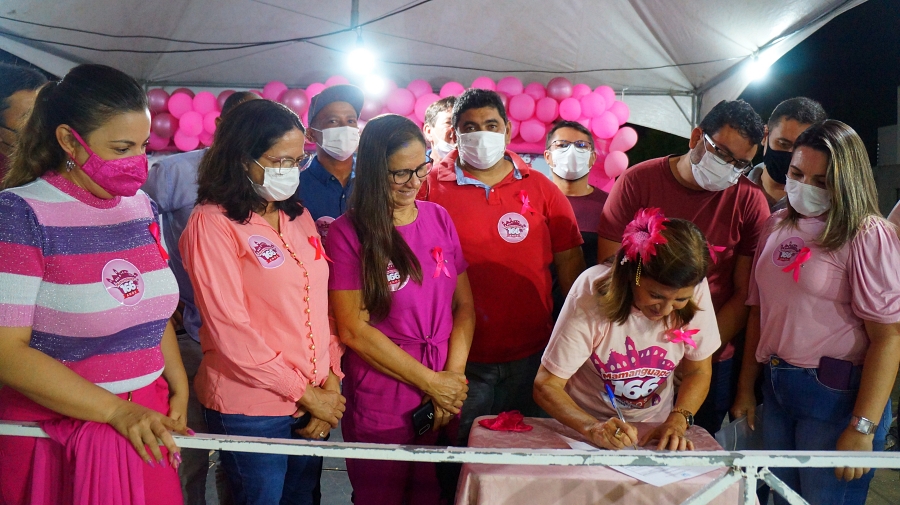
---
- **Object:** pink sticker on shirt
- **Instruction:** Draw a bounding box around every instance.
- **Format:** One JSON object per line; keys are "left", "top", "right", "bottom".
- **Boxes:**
{"left": 386, "top": 261, "right": 409, "bottom": 292}
{"left": 772, "top": 236, "right": 806, "bottom": 268}
{"left": 315, "top": 216, "right": 335, "bottom": 239}
{"left": 590, "top": 336, "right": 676, "bottom": 410}
{"left": 248, "top": 235, "right": 285, "bottom": 269}
{"left": 497, "top": 212, "right": 529, "bottom": 244}
{"left": 102, "top": 259, "right": 145, "bottom": 306}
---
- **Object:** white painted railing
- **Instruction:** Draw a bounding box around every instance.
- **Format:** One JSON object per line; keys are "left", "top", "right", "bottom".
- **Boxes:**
{"left": 2, "top": 421, "right": 898, "bottom": 505}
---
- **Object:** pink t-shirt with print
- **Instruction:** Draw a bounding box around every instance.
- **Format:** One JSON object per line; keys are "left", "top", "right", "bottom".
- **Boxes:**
{"left": 542, "top": 264, "right": 720, "bottom": 423}
{"left": 747, "top": 211, "right": 900, "bottom": 367}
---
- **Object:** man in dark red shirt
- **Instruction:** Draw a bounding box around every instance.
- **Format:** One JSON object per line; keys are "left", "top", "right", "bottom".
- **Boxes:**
{"left": 596, "top": 100, "right": 769, "bottom": 435}
{"left": 420, "top": 89, "right": 585, "bottom": 444}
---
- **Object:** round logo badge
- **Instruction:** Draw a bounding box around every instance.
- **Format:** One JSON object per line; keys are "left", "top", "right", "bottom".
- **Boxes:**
{"left": 248, "top": 235, "right": 285, "bottom": 269}
{"left": 315, "top": 216, "right": 335, "bottom": 239}
{"left": 386, "top": 261, "right": 409, "bottom": 292}
{"left": 102, "top": 259, "right": 145, "bottom": 306}
{"left": 497, "top": 212, "right": 529, "bottom": 244}
{"left": 772, "top": 236, "right": 806, "bottom": 267}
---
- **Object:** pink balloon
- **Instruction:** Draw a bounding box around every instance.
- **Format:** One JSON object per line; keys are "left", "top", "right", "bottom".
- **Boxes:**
{"left": 595, "top": 137, "right": 611, "bottom": 154}
{"left": 535, "top": 97, "right": 559, "bottom": 123}
{"left": 173, "top": 131, "right": 200, "bottom": 152}
{"left": 558, "top": 98, "right": 582, "bottom": 121}
{"left": 249, "top": 90, "right": 263, "bottom": 97}
{"left": 523, "top": 82, "right": 547, "bottom": 101}
{"left": 414, "top": 93, "right": 440, "bottom": 122}
{"left": 151, "top": 112, "right": 178, "bottom": 138}
{"left": 496, "top": 76, "right": 524, "bottom": 96}
{"left": 407, "top": 79, "right": 433, "bottom": 98}
{"left": 171, "top": 87, "right": 195, "bottom": 98}
{"left": 386, "top": 88, "right": 415, "bottom": 116}
{"left": 281, "top": 89, "right": 310, "bottom": 116}
{"left": 608, "top": 101, "right": 630, "bottom": 125}
{"left": 508, "top": 93, "right": 536, "bottom": 121}
{"left": 359, "top": 98, "right": 383, "bottom": 122}
{"left": 262, "top": 81, "right": 288, "bottom": 101}
{"left": 179, "top": 111, "right": 204, "bottom": 137}
{"left": 604, "top": 151, "right": 629, "bottom": 178}
{"left": 571, "top": 83, "right": 592, "bottom": 100}
{"left": 440, "top": 81, "right": 465, "bottom": 98}
{"left": 167, "top": 93, "right": 194, "bottom": 119}
{"left": 203, "top": 111, "right": 220, "bottom": 134}
{"left": 609, "top": 126, "right": 638, "bottom": 152}
{"left": 576, "top": 116, "right": 592, "bottom": 130}
{"left": 546, "top": 77, "right": 573, "bottom": 101}
{"left": 594, "top": 86, "right": 617, "bottom": 108}
{"left": 325, "top": 75, "right": 350, "bottom": 87}
{"left": 471, "top": 76, "right": 496, "bottom": 91}
{"left": 580, "top": 93, "right": 607, "bottom": 118}
{"left": 384, "top": 79, "right": 398, "bottom": 93}
{"left": 519, "top": 119, "right": 546, "bottom": 143}
{"left": 406, "top": 113, "right": 423, "bottom": 129}
{"left": 592, "top": 112, "right": 619, "bottom": 139}
{"left": 509, "top": 119, "right": 520, "bottom": 140}
{"left": 192, "top": 92, "right": 218, "bottom": 115}
{"left": 217, "top": 90, "right": 235, "bottom": 110}
{"left": 199, "top": 131, "right": 214, "bottom": 147}
{"left": 496, "top": 91, "right": 509, "bottom": 112}
{"left": 148, "top": 132, "right": 169, "bottom": 151}
{"left": 147, "top": 89, "right": 169, "bottom": 114}
{"left": 306, "top": 83, "right": 326, "bottom": 98}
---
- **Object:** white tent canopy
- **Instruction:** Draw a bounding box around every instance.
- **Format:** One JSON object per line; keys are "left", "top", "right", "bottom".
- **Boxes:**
{"left": 0, "top": 0, "right": 865, "bottom": 137}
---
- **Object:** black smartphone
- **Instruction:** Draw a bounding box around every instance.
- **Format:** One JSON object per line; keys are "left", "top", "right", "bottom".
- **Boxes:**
{"left": 818, "top": 356, "right": 854, "bottom": 390}
{"left": 412, "top": 401, "right": 435, "bottom": 436}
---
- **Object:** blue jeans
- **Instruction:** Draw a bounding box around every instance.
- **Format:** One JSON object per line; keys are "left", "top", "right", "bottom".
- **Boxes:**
{"left": 203, "top": 408, "right": 322, "bottom": 505}
{"left": 762, "top": 356, "right": 890, "bottom": 505}
{"left": 694, "top": 357, "right": 735, "bottom": 435}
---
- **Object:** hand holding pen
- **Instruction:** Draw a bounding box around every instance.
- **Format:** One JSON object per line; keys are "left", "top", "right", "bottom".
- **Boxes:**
{"left": 603, "top": 384, "right": 638, "bottom": 450}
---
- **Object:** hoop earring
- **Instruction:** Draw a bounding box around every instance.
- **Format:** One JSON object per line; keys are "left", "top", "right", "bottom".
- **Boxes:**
{"left": 65, "top": 159, "right": 75, "bottom": 172}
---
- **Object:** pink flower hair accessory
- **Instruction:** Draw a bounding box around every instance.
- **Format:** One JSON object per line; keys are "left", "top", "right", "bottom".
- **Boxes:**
{"left": 620, "top": 208, "right": 668, "bottom": 285}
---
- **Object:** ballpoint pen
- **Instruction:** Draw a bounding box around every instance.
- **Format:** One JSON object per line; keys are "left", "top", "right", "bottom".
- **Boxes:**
{"left": 605, "top": 384, "right": 638, "bottom": 450}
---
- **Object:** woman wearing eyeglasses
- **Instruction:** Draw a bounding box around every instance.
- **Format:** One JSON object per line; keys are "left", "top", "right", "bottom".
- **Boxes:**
{"left": 327, "top": 114, "right": 475, "bottom": 505}
{"left": 180, "top": 99, "right": 345, "bottom": 505}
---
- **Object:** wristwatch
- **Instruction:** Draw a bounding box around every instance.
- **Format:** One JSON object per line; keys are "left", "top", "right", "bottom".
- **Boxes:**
{"left": 850, "top": 415, "right": 877, "bottom": 435}
{"left": 672, "top": 408, "right": 694, "bottom": 427}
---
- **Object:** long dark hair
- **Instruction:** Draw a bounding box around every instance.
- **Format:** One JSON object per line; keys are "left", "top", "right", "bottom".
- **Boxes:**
{"left": 4, "top": 64, "right": 147, "bottom": 189}
{"left": 595, "top": 218, "right": 711, "bottom": 327}
{"left": 196, "top": 99, "right": 305, "bottom": 223}
{"left": 349, "top": 114, "right": 424, "bottom": 321}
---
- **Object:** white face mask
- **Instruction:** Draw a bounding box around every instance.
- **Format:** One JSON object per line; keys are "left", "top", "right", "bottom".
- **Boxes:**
{"left": 457, "top": 131, "right": 507, "bottom": 170}
{"left": 312, "top": 126, "right": 359, "bottom": 161}
{"left": 249, "top": 162, "right": 300, "bottom": 202}
{"left": 690, "top": 150, "right": 742, "bottom": 191}
{"left": 550, "top": 145, "right": 592, "bottom": 181}
{"left": 431, "top": 139, "right": 456, "bottom": 162}
{"left": 785, "top": 177, "right": 831, "bottom": 217}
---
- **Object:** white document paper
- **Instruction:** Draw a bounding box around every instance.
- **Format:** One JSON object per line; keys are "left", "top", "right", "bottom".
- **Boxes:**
{"left": 557, "top": 434, "right": 718, "bottom": 487}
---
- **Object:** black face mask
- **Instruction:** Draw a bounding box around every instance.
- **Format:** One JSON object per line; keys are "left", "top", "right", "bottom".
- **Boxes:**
{"left": 763, "top": 145, "right": 792, "bottom": 185}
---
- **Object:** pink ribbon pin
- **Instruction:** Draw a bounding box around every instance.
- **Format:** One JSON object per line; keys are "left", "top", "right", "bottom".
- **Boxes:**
{"left": 431, "top": 247, "right": 451, "bottom": 278}
{"left": 782, "top": 247, "right": 811, "bottom": 282}
{"left": 667, "top": 328, "right": 699, "bottom": 349}
{"left": 517, "top": 190, "right": 536, "bottom": 215}
{"left": 308, "top": 236, "right": 332, "bottom": 262}
{"left": 148, "top": 222, "right": 169, "bottom": 261}
{"left": 707, "top": 242, "right": 726, "bottom": 264}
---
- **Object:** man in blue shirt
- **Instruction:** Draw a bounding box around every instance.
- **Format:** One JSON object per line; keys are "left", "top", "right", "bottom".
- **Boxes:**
{"left": 142, "top": 90, "right": 259, "bottom": 505}
{"left": 297, "top": 84, "right": 364, "bottom": 239}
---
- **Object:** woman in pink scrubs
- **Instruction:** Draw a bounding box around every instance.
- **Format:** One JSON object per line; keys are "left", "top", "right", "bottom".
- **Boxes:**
{"left": 327, "top": 114, "right": 475, "bottom": 505}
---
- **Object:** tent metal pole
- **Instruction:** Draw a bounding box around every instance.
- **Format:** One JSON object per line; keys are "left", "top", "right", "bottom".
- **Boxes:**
{"left": 351, "top": 0, "right": 360, "bottom": 29}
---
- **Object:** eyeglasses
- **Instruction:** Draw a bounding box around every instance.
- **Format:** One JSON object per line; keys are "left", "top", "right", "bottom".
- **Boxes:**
{"left": 703, "top": 134, "right": 753, "bottom": 172}
{"left": 255, "top": 153, "right": 311, "bottom": 173}
{"left": 550, "top": 140, "right": 593, "bottom": 153}
{"left": 389, "top": 157, "right": 433, "bottom": 184}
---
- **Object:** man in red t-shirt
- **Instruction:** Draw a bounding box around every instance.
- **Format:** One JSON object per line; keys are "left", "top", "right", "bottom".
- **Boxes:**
{"left": 596, "top": 99, "right": 770, "bottom": 435}
{"left": 420, "top": 89, "right": 584, "bottom": 445}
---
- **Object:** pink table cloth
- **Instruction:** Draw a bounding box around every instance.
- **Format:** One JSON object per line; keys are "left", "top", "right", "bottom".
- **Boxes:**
{"left": 456, "top": 417, "right": 742, "bottom": 505}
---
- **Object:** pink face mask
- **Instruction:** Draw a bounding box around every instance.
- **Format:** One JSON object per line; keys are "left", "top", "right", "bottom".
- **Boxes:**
{"left": 69, "top": 129, "right": 148, "bottom": 197}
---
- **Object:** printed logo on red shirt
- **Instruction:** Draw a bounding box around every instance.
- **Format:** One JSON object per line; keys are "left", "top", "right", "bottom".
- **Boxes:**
{"left": 315, "top": 216, "right": 335, "bottom": 239}
{"left": 102, "top": 259, "right": 145, "bottom": 306}
{"left": 772, "top": 236, "right": 806, "bottom": 268}
{"left": 590, "top": 336, "right": 676, "bottom": 410}
{"left": 248, "top": 235, "right": 285, "bottom": 269}
{"left": 497, "top": 212, "right": 529, "bottom": 244}
{"left": 386, "top": 261, "right": 409, "bottom": 291}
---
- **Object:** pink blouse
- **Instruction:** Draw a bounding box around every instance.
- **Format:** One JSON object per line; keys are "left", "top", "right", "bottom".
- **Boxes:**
{"left": 180, "top": 204, "right": 342, "bottom": 416}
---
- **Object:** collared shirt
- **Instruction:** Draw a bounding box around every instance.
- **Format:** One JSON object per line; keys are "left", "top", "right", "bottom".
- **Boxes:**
{"left": 297, "top": 156, "right": 355, "bottom": 240}
{"left": 141, "top": 148, "right": 206, "bottom": 342}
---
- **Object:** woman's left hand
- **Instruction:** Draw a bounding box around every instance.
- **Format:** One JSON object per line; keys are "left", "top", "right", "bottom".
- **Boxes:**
{"left": 167, "top": 390, "right": 189, "bottom": 433}
{"left": 640, "top": 421, "right": 694, "bottom": 451}
{"left": 834, "top": 427, "right": 873, "bottom": 481}
{"left": 297, "top": 416, "right": 332, "bottom": 441}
